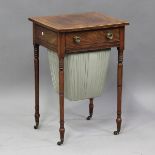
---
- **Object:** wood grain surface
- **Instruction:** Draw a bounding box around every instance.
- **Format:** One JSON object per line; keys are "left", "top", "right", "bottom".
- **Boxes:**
{"left": 66, "top": 28, "right": 120, "bottom": 53}
{"left": 29, "top": 12, "right": 129, "bottom": 32}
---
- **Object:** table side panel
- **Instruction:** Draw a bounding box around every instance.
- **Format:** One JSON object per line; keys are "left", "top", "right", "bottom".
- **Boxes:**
{"left": 33, "top": 24, "right": 58, "bottom": 52}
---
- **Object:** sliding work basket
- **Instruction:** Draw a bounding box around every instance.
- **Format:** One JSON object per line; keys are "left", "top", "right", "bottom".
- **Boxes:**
{"left": 48, "top": 49, "right": 110, "bottom": 101}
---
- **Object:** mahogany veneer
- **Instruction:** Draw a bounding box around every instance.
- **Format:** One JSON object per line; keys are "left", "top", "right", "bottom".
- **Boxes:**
{"left": 29, "top": 12, "right": 129, "bottom": 145}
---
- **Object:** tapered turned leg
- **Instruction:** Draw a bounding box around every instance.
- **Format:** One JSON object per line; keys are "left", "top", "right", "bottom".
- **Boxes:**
{"left": 34, "top": 44, "right": 40, "bottom": 129}
{"left": 86, "top": 98, "right": 94, "bottom": 120}
{"left": 57, "top": 58, "right": 65, "bottom": 145}
{"left": 114, "top": 47, "right": 123, "bottom": 135}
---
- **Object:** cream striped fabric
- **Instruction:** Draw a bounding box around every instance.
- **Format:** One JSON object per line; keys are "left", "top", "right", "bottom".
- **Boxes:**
{"left": 48, "top": 49, "right": 110, "bottom": 101}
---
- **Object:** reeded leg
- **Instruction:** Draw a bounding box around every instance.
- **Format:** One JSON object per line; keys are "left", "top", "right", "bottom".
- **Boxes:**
{"left": 86, "top": 98, "right": 94, "bottom": 120}
{"left": 114, "top": 47, "right": 123, "bottom": 135}
{"left": 34, "top": 44, "right": 40, "bottom": 129}
{"left": 57, "top": 58, "right": 65, "bottom": 145}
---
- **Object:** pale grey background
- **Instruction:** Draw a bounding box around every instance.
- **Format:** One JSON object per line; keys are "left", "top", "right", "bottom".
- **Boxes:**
{"left": 0, "top": 0, "right": 155, "bottom": 155}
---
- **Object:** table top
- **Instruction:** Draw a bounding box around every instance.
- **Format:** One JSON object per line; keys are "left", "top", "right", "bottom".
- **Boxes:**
{"left": 28, "top": 12, "right": 129, "bottom": 32}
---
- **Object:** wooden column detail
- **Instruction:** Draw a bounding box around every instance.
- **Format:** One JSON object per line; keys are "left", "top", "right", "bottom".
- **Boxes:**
{"left": 34, "top": 44, "right": 40, "bottom": 129}
{"left": 114, "top": 27, "right": 125, "bottom": 135}
{"left": 57, "top": 33, "right": 65, "bottom": 145}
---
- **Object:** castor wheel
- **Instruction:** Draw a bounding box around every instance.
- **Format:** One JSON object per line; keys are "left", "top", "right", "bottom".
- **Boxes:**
{"left": 113, "top": 130, "right": 120, "bottom": 135}
{"left": 57, "top": 140, "right": 64, "bottom": 145}
{"left": 86, "top": 115, "right": 92, "bottom": 120}
{"left": 34, "top": 123, "right": 39, "bottom": 129}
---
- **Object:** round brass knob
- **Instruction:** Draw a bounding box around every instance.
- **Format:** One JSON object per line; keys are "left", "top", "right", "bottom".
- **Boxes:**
{"left": 73, "top": 36, "right": 80, "bottom": 44}
{"left": 106, "top": 32, "right": 113, "bottom": 40}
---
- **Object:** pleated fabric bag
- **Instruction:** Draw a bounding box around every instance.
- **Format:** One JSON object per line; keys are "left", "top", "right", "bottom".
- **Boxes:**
{"left": 48, "top": 49, "right": 110, "bottom": 101}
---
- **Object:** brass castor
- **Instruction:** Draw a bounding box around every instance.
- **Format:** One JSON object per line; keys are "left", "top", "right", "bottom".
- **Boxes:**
{"left": 57, "top": 140, "right": 64, "bottom": 145}
{"left": 34, "top": 123, "right": 39, "bottom": 129}
{"left": 113, "top": 130, "right": 120, "bottom": 135}
{"left": 86, "top": 115, "right": 92, "bottom": 120}
{"left": 87, "top": 98, "right": 93, "bottom": 120}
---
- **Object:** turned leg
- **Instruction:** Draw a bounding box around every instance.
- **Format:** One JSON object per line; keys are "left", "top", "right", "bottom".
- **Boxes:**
{"left": 34, "top": 44, "right": 40, "bottom": 129}
{"left": 86, "top": 98, "right": 94, "bottom": 120}
{"left": 114, "top": 47, "right": 123, "bottom": 135}
{"left": 57, "top": 58, "right": 65, "bottom": 145}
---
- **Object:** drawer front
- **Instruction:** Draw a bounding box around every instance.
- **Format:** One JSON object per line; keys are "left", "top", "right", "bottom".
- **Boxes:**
{"left": 34, "top": 25, "right": 58, "bottom": 52}
{"left": 66, "top": 28, "right": 120, "bottom": 53}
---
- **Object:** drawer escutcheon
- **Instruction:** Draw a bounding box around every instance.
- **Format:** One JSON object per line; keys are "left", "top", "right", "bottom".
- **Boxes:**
{"left": 106, "top": 32, "right": 113, "bottom": 40}
{"left": 73, "top": 36, "right": 81, "bottom": 44}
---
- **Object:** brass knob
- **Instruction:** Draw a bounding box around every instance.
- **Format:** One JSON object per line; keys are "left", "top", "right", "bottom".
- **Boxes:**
{"left": 41, "top": 32, "right": 44, "bottom": 36}
{"left": 106, "top": 32, "right": 113, "bottom": 40}
{"left": 73, "top": 36, "right": 80, "bottom": 44}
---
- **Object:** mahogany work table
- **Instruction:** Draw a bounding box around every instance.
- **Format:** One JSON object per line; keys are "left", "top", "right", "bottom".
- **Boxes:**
{"left": 28, "top": 12, "right": 129, "bottom": 145}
